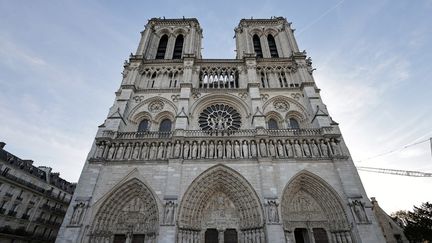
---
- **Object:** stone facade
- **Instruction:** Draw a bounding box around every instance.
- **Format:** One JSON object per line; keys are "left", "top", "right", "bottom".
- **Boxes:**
{"left": 0, "top": 142, "right": 75, "bottom": 243}
{"left": 56, "top": 17, "right": 387, "bottom": 243}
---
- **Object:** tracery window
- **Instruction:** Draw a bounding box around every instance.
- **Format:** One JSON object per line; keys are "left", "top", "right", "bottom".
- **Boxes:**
{"left": 268, "top": 118, "right": 279, "bottom": 129}
{"left": 289, "top": 118, "right": 300, "bottom": 129}
{"left": 138, "top": 119, "right": 149, "bottom": 132}
{"left": 253, "top": 34, "right": 263, "bottom": 58}
{"left": 267, "top": 34, "right": 279, "bottom": 58}
{"left": 199, "top": 104, "right": 241, "bottom": 131}
{"left": 155, "top": 35, "right": 168, "bottom": 59}
{"left": 172, "top": 34, "right": 184, "bottom": 59}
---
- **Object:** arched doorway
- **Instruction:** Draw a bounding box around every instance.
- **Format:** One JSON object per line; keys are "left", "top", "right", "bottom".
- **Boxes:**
{"left": 177, "top": 165, "right": 265, "bottom": 243}
{"left": 89, "top": 178, "right": 159, "bottom": 243}
{"left": 281, "top": 171, "right": 352, "bottom": 243}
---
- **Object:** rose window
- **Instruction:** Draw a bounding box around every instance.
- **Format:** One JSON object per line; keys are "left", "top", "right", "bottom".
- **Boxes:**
{"left": 199, "top": 104, "right": 241, "bottom": 131}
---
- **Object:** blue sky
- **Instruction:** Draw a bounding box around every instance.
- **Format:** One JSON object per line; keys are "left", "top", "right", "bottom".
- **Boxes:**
{"left": 0, "top": 0, "right": 431, "bottom": 213}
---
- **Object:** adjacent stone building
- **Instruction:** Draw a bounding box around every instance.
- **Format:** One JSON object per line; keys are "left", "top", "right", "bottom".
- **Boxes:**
{"left": 371, "top": 198, "right": 409, "bottom": 243}
{"left": 0, "top": 142, "right": 75, "bottom": 242}
{"left": 57, "top": 17, "right": 387, "bottom": 243}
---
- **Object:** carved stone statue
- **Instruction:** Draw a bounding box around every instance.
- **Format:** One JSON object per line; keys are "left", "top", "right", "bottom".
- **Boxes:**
{"left": 350, "top": 200, "right": 368, "bottom": 223}
{"left": 191, "top": 141, "right": 198, "bottom": 159}
{"left": 277, "top": 140, "right": 284, "bottom": 157}
{"left": 208, "top": 141, "right": 215, "bottom": 158}
{"left": 250, "top": 140, "right": 257, "bottom": 157}
{"left": 294, "top": 140, "right": 303, "bottom": 157}
{"left": 268, "top": 140, "right": 276, "bottom": 158}
{"left": 164, "top": 201, "right": 176, "bottom": 225}
{"left": 267, "top": 200, "right": 279, "bottom": 223}
{"left": 141, "top": 143, "right": 149, "bottom": 159}
{"left": 226, "top": 141, "right": 232, "bottom": 159}
{"left": 330, "top": 139, "right": 342, "bottom": 156}
{"left": 200, "top": 141, "right": 207, "bottom": 158}
{"left": 259, "top": 140, "right": 267, "bottom": 157}
{"left": 132, "top": 143, "right": 140, "bottom": 159}
{"left": 70, "top": 202, "right": 85, "bottom": 225}
{"left": 242, "top": 141, "right": 249, "bottom": 158}
{"left": 124, "top": 143, "right": 132, "bottom": 159}
{"left": 157, "top": 142, "right": 164, "bottom": 159}
{"left": 320, "top": 140, "right": 329, "bottom": 157}
{"left": 115, "top": 144, "right": 124, "bottom": 159}
{"left": 285, "top": 140, "right": 294, "bottom": 157}
{"left": 217, "top": 141, "right": 223, "bottom": 158}
{"left": 149, "top": 142, "right": 157, "bottom": 160}
{"left": 183, "top": 142, "right": 190, "bottom": 159}
{"left": 311, "top": 140, "right": 320, "bottom": 157}
{"left": 173, "top": 141, "right": 181, "bottom": 158}
{"left": 302, "top": 140, "right": 311, "bottom": 157}
{"left": 166, "top": 142, "right": 172, "bottom": 159}
{"left": 95, "top": 143, "right": 105, "bottom": 158}
{"left": 234, "top": 141, "right": 241, "bottom": 158}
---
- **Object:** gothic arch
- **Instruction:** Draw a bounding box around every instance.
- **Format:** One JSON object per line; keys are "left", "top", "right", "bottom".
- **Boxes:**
{"left": 128, "top": 96, "right": 178, "bottom": 123}
{"left": 262, "top": 95, "right": 309, "bottom": 121}
{"left": 177, "top": 164, "right": 264, "bottom": 231}
{"left": 281, "top": 171, "right": 350, "bottom": 233}
{"left": 189, "top": 93, "right": 250, "bottom": 129}
{"left": 89, "top": 177, "right": 160, "bottom": 241}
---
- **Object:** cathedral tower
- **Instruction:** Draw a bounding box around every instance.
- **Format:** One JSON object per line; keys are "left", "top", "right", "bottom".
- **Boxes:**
{"left": 57, "top": 17, "right": 386, "bottom": 243}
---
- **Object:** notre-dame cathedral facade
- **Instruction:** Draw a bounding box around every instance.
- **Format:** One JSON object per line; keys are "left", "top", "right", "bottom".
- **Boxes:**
{"left": 56, "top": 17, "right": 386, "bottom": 243}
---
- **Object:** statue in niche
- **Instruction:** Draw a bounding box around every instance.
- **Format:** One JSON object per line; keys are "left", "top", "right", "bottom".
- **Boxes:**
{"left": 267, "top": 200, "right": 279, "bottom": 223}
{"left": 157, "top": 142, "right": 164, "bottom": 159}
{"left": 217, "top": 141, "right": 223, "bottom": 158}
{"left": 350, "top": 200, "right": 369, "bottom": 223}
{"left": 277, "top": 140, "right": 284, "bottom": 157}
{"left": 166, "top": 142, "right": 172, "bottom": 159}
{"left": 302, "top": 140, "right": 311, "bottom": 157}
{"left": 124, "top": 143, "right": 132, "bottom": 159}
{"left": 200, "top": 141, "right": 207, "bottom": 158}
{"left": 164, "top": 201, "right": 176, "bottom": 225}
{"left": 132, "top": 143, "right": 140, "bottom": 159}
{"left": 330, "top": 139, "right": 342, "bottom": 156}
{"left": 259, "top": 140, "right": 267, "bottom": 157}
{"left": 285, "top": 140, "right": 294, "bottom": 157}
{"left": 234, "top": 141, "right": 241, "bottom": 158}
{"left": 70, "top": 202, "right": 86, "bottom": 225}
{"left": 268, "top": 140, "right": 276, "bottom": 158}
{"left": 173, "top": 141, "right": 181, "bottom": 158}
{"left": 320, "top": 140, "right": 329, "bottom": 157}
{"left": 183, "top": 142, "right": 190, "bottom": 159}
{"left": 226, "top": 141, "right": 232, "bottom": 159}
{"left": 310, "top": 140, "right": 320, "bottom": 157}
{"left": 242, "top": 141, "right": 249, "bottom": 158}
{"left": 250, "top": 140, "right": 257, "bottom": 157}
{"left": 141, "top": 142, "right": 149, "bottom": 159}
{"left": 95, "top": 143, "right": 105, "bottom": 158}
{"left": 191, "top": 141, "right": 198, "bottom": 159}
{"left": 149, "top": 142, "right": 157, "bottom": 160}
{"left": 208, "top": 141, "right": 215, "bottom": 158}
{"left": 294, "top": 140, "right": 303, "bottom": 157}
{"left": 116, "top": 144, "right": 124, "bottom": 159}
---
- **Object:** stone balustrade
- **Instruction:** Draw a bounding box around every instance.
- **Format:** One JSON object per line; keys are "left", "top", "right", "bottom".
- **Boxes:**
{"left": 92, "top": 128, "right": 344, "bottom": 162}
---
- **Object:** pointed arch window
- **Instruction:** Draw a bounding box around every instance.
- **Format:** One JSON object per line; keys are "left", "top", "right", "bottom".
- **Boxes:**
{"left": 289, "top": 118, "right": 300, "bottom": 129}
{"left": 138, "top": 119, "right": 149, "bottom": 132}
{"left": 267, "top": 34, "right": 279, "bottom": 58}
{"left": 159, "top": 119, "right": 172, "bottom": 132}
{"left": 253, "top": 34, "right": 263, "bottom": 58}
{"left": 268, "top": 118, "right": 279, "bottom": 129}
{"left": 172, "top": 34, "right": 184, "bottom": 59}
{"left": 155, "top": 35, "right": 168, "bottom": 59}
